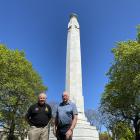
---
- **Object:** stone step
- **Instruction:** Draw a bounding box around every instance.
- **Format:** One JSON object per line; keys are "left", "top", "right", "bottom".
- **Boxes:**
{"left": 49, "top": 122, "right": 99, "bottom": 140}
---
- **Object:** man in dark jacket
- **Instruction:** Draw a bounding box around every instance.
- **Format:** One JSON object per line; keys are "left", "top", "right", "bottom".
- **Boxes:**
{"left": 26, "top": 92, "right": 52, "bottom": 140}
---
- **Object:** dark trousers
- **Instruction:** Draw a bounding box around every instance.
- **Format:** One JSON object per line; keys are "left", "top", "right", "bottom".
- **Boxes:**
{"left": 56, "top": 125, "right": 72, "bottom": 140}
{"left": 57, "top": 132, "right": 72, "bottom": 140}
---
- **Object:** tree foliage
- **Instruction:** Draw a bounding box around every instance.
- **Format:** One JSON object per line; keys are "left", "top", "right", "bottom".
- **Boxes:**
{"left": 100, "top": 28, "right": 140, "bottom": 140}
{"left": 0, "top": 44, "right": 47, "bottom": 139}
{"left": 112, "top": 121, "right": 134, "bottom": 140}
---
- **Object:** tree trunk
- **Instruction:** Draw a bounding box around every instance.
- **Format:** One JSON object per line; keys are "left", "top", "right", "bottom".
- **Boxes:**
{"left": 21, "top": 135, "right": 25, "bottom": 140}
{"left": 7, "top": 100, "right": 19, "bottom": 140}
{"left": 7, "top": 119, "right": 15, "bottom": 140}
{"left": 134, "top": 118, "right": 140, "bottom": 140}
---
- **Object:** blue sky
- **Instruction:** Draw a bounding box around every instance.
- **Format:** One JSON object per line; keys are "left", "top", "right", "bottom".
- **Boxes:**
{"left": 0, "top": 0, "right": 140, "bottom": 110}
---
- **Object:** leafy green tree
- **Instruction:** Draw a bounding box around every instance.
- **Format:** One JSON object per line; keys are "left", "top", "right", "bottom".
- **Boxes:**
{"left": 112, "top": 121, "right": 134, "bottom": 140}
{"left": 100, "top": 28, "right": 140, "bottom": 140}
{"left": 0, "top": 44, "right": 47, "bottom": 140}
{"left": 137, "top": 25, "right": 140, "bottom": 43}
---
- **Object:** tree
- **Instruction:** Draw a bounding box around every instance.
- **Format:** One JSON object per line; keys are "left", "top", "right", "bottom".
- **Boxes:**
{"left": 100, "top": 28, "right": 140, "bottom": 140}
{"left": 98, "top": 108, "right": 118, "bottom": 139}
{"left": 0, "top": 44, "right": 47, "bottom": 140}
{"left": 49, "top": 101, "right": 58, "bottom": 118}
{"left": 112, "top": 121, "right": 134, "bottom": 140}
{"left": 85, "top": 109, "right": 102, "bottom": 133}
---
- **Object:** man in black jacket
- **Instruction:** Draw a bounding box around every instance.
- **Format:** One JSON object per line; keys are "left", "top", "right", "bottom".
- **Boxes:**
{"left": 26, "top": 92, "right": 52, "bottom": 140}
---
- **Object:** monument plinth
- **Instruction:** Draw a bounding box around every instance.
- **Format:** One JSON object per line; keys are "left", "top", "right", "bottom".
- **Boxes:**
{"left": 49, "top": 14, "right": 99, "bottom": 140}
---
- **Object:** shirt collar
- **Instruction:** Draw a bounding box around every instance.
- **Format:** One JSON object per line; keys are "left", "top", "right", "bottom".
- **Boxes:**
{"left": 62, "top": 100, "right": 70, "bottom": 105}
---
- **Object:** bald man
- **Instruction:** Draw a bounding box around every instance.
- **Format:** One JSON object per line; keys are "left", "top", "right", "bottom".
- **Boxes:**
{"left": 54, "top": 91, "right": 78, "bottom": 140}
{"left": 26, "top": 93, "right": 52, "bottom": 140}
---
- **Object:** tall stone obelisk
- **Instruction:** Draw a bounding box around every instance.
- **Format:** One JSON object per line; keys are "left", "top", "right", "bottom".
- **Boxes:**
{"left": 65, "top": 13, "right": 99, "bottom": 140}
{"left": 66, "top": 13, "right": 85, "bottom": 118}
{"left": 49, "top": 14, "right": 99, "bottom": 140}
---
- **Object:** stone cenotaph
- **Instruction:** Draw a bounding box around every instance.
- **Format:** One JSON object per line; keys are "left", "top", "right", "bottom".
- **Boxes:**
{"left": 49, "top": 13, "right": 99, "bottom": 140}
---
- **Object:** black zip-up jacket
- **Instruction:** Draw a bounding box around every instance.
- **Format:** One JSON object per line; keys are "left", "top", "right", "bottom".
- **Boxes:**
{"left": 26, "top": 103, "right": 52, "bottom": 127}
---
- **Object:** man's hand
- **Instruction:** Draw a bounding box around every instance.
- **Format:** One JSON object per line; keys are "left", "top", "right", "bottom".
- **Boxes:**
{"left": 53, "top": 126, "right": 57, "bottom": 137}
{"left": 66, "top": 129, "right": 73, "bottom": 140}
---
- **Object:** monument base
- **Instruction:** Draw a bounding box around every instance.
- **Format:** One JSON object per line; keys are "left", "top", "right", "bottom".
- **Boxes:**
{"left": 49, "top": 115, "right": 99, "bottom": 140}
